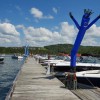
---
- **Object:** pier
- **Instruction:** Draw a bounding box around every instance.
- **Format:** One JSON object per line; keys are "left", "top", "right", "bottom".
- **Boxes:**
{"left": 9, "top": 57, "right": 80, "bottom": 100}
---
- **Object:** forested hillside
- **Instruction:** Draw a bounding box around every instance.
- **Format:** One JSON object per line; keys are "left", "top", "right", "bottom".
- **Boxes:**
{"left": 45, "top": 44, "right": 100, "bottom": 56}
{"left": 0, "top": 44, "right": 100, "bottom": 56}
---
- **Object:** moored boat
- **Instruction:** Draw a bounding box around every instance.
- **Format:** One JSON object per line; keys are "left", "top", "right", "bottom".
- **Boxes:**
{"left": 76, "top": 70, "right": 100, "bottom": 87}
{"left": 50, "top": 56, "right": 100, "bottom": 72}
{"left": 12, "top": 54, "right": 23, "bottom": 59}
{"left": 0, "top": 56, "right": 4, "bottom": 64}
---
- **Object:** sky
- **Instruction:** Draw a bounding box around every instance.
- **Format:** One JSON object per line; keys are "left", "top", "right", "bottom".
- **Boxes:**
{"left": 0, "top": 0, "right": 100, "bottom": 47}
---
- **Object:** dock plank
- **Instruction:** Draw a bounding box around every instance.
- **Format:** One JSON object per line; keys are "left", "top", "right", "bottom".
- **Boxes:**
{"left": 71, "top": 83, "right": 100, "bottom": 100}
{"left": 11, "top": 58, "right": 80, "bottom": 100}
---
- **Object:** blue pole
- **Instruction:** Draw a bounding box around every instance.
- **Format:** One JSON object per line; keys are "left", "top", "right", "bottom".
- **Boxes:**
{"left": 27, "top": 46, "right": 29, "bottom": 55}
{"left": 24, "top": 46, "right": 27, "bottom": 55}
{"left": 69, "top": 9, "right": 100, "bottom": 69}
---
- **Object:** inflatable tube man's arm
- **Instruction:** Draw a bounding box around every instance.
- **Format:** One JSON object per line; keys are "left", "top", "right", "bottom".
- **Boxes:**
{"left": 69, "top": 12, "right": 80, "bottom": 30}
{"left": 86, "top": 15, "right": 100, "bottom": 29}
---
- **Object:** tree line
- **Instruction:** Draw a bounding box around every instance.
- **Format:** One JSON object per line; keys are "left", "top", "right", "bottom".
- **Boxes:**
{"left": 0, "top": 44, "right": 100, "bottom": 57}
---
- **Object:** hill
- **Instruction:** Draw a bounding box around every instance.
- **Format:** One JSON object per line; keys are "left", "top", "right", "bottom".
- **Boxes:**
{"left": 0, "top": 44, "right": 100, "bottom": 56}
{"left": 44, "top": 44, "right": 100, "bottom": 56}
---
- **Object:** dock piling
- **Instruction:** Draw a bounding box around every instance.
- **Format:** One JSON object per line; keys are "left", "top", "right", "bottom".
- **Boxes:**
{"left": 65, "top": 72, "right": 77, "bottom": 90}
{"left": 46, "top": 62, "right": 51, "bottom": 75}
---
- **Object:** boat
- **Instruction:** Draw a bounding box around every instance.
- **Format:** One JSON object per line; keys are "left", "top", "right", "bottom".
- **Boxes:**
{"left": 51, "top": 56, "right": 100, "bottom": 87}
{"left": 12, "top": 54, "right": 23, "bottom": 59}
{"left": 56, "top": 69, "right": 100, "bottom": 87}
{"left": 0, "top": 57, "right": 4, "bottom": 61}
{"left": 76, "top": 70, "right": 100, "bottom": 87}
{"left": 0, "top": 56, "right": 4, "bottom": 64}
{"left": 41, "top": 55, "right": 70, "bottom": 66}
{"left": 34, "top": 54, "right": 50, "bottom": 63}
{"left": 50, "top": 56, "right": 100, "bottom": 72}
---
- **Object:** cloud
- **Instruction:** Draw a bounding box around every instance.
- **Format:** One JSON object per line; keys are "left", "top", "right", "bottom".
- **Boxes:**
{"left": 0, "top": 23, "right": 21, "bottom": 46}
{"left": 16, "top": 24, "right": 25, "bottom": 30}
{"left": 52, "top": 7, "right": 57, "bottom": 14}
{"left": 0, "top": 23, "right": 20, "bottom": 36}
{"left": 59, "top": 22, "right": 100, "bottom": 46}
{"left": 17, "top": 25, "right": 58, "bottom": 46}
{"left": 17, "top": 22, "right": 100, "bottom": 47}
{"left": 17, "top": 22, "right": 77, "bottom": 46}
{"left": 60, "top": 22, "right": 77, "bottom": 44}
{"left": 30, "top": 7, "right": 54, "bottom": 19}
{"left": 30, "top": 8, "right": 43, "bottom": 19}
{"left": 81, "top": 24, "right": 100, "bottom": 46}
{"left": 23, "top": 26, "right": 53, "bottom": 45}
{"left": 82, "top": 38, "right": 98, "bottom": 46}
{"left": 86, "top": 24, "right": 100, "bottom": 37}
{"left": 1, "top": 22, "right": 100, "bottom": 47}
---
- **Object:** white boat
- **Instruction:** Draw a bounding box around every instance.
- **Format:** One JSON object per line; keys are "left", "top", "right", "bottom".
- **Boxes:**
{"left": 34, "top": 54, "right": 49, "bottom": 63}
{"left": 12, "top": 54, "right": 23, "bottom": 59}
{"left": 18, "top": 56, "right": 23, "bottom": 59}
{"left": 76, "top": 70, "right": 100, "bottom": 87}
{"left": 52, "top": 56, "right": 100, "bottom": 87}
{"left": 42, "top": 56, "right": 70, "bottom": 66}
{"left": 51, "top": 56, "right": 100, "bottom": 72}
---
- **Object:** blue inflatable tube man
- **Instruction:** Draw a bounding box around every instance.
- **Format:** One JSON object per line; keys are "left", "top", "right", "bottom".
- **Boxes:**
{"left": 24, "top": 45, "right": 29, "bottom": 56}
{"left": 70, "top": 9, "right": 100, "bottom": 69}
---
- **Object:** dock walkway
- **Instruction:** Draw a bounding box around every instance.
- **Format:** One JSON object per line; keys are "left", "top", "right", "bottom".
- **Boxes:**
{"left": 10, "top": 58, "right": 80, "bottom": 100}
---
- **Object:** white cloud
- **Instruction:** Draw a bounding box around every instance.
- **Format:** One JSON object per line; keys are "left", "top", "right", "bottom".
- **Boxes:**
{"left": 17, "top": 25, "right": 54, "bottom": 46}
{"left": 0, "top": 23, "right": 21, "bottom": 46}
{"left": 17, "top": 22, "right": 77, "bottom": 46}
{"left": 30, "top": 8, "right": 43, "bottom": 19}
{"left": 1, "top": 21, "right": 100, "bottom": 47}
{"left": 0, "top": 23, "right": 20, "bottom": 36}
{"left": 17, "top": 22, "right": 100, "bottom": 47}
{"left": 16, "top": 24, "right": 25, "bottom": 30}
{"left": 23, "top": 27, "right": 53, "bottom": 45}
{"left": 30, "top": 7, "right": 54, "bottom": 19}
{"left": 53, "top": 7, "right": 57, "bottom": 14}
{"left": 60, "top": 22, "right": 78, "bottom": 44}
{"left": 86, "top": 24, "right": 100, "bottom": 37}
{"left": 82, "top": 38, "right": 99, "bottom": 46}
{"left": 60, "top": 22, "right": 77, "bottom": 36}
{"left": 81, "top": 24, "right": 100, "bottom": 46}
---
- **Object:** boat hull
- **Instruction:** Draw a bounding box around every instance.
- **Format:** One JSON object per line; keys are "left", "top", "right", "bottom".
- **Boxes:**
{"left": 12, "top": 56, "right": 18, "bottom": 59}
{"left": 0, "top": 58, "right": 4, "bottom": 61}
{"left": 0, "top": 57, "right": 4, "bottom": 64}
{"left": 77, "top": 77, "right": 100, "bottom": 87}
{"left": 52, "top": 65, "right": 100, "bottom": 72}
{"left": 12, "top": 55, "right": 23, "bottom": 59}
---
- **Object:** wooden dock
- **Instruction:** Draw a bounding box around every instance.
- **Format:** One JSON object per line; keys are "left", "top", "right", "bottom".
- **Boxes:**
{"left": 72, "top": 87, "right": 100, "bottom": 100}
{"left": 10, "top": 58, "right": 80, "bottom": 100}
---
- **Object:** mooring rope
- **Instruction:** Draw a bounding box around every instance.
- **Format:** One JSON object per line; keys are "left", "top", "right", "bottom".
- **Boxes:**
{"left": 85, "top": 76, "right": 95, "bottom": 87}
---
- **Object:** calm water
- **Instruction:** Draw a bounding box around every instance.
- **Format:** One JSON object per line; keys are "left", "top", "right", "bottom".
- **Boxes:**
{"left": 0, "top": 56, "right": 25, "bottom": 100}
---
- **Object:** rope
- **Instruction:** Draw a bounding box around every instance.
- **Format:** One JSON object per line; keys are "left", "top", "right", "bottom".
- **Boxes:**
{"left": 84, "top": 76, "right": 95, "bottom": 87}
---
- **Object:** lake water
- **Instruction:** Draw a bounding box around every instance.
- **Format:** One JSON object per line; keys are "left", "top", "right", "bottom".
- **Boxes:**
{"left": 0, "top": 56, "right": 25, "bottom": 100}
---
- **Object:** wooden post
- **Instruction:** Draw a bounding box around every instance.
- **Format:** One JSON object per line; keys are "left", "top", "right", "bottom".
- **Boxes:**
{"left": 65, "top": 72, "right": 77, "bottom": 90}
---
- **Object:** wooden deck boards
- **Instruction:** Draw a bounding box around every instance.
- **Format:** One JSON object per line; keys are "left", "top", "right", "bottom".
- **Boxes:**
{"left": 11, "top": 58, "right": 80, "bottom": 100}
